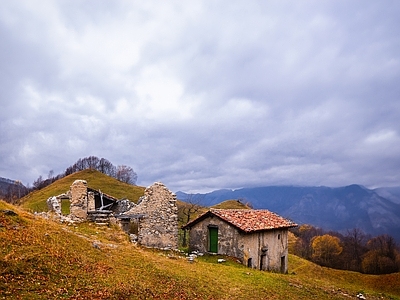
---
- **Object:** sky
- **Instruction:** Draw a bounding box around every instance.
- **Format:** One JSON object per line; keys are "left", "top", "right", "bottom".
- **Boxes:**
{"left": 1, "top": 1, "right": 400, "bottom": 193}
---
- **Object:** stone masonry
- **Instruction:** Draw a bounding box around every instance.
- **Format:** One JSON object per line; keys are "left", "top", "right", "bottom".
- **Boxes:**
{"left": 123, "top": 182, "right": 178, "bottom": 249}
{"left": 46, "top": 179, "right": 178, "bottom": 250}
{"left": 46, "top": 196, "right": 62, "bottom": 215}
{"left": 70, "top": 180, "right": 89, "bottom": 219}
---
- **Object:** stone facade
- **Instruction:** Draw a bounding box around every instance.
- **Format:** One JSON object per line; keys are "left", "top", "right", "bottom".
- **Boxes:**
{"left": 188, "top": 216, "right": 290, "bottom": 272}
{"left": 70, "top": 180, "right": 89, "bottom": 219}
{"left": 122, "top": 182, "right": 178, "bottom": 249}
{"left": 183, "top": 209, "right": 296, "bottom": 273}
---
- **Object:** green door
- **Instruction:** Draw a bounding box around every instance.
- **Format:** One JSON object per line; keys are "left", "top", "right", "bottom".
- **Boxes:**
{"left": 209, "top": 227, "right": 218, "bottom": 253}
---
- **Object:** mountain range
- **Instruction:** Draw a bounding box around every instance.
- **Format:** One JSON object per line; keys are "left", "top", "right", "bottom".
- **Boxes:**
{"left": 0, "top": 176, "right": 24, "bottom": 196}
{"left": 176, "top": 184, "right": 400, "bottom": 242}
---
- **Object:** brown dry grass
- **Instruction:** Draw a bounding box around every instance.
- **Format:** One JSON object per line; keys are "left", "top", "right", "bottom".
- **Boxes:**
{"left": 1, "top": 200, "right": 400, "bottom": 299}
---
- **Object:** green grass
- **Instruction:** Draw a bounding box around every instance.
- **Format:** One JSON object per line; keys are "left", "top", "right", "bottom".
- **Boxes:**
{"left": 211, "top": 199, "right": 251, "bottom": 209}
{"left": 19, "top": 169, "right": 145, "bottom": 212}
{"left": 1, "top": 200, "right": 399, "bottom": 300}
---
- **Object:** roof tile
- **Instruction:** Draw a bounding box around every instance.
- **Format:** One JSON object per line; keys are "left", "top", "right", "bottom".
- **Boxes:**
{"left": 209, "top": 209, "right": 297, "bottom": 232}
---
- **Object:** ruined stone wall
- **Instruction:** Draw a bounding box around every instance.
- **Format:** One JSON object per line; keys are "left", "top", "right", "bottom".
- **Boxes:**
{"left": 47, "top": 196, "right": 62, "bottom": 215}
{"left": 69, "top": 180, "right": 88, "bottom": 219}
{"left": 47, "top": 179, "right": 178, "bottom": 250}
{"left": 87, "top": 191, "right": 95, "bottom": 211}
{"left": 124, "top": 182, "right": 178, "bottom": 249}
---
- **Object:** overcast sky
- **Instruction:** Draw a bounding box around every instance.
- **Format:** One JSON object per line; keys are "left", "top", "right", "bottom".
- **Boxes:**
{"left": 1, "top": 1, "right": 400, "bottom": 193}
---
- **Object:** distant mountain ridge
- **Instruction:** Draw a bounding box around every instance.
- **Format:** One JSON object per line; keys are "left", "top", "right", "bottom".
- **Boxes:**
{"left": 0, "top": 176, "right": 19, "bottom": 185}
{"left": 0, "top": 176, "right": 25, "bottom": 199}
{"left": 176, "top": 184, "right": 400, "bottom": 242}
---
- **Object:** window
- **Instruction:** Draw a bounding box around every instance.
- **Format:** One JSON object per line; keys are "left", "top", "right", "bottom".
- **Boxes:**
{"left": 278, "top": 233, "right": 281, "bottom": 240}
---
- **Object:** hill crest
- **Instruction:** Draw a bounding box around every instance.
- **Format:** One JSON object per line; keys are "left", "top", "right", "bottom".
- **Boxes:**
{"left": 19, "top": 169, "right": 145, "bottom": 212}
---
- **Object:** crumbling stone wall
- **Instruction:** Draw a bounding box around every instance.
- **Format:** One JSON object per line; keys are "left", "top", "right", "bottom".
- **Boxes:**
{"left": 123, "top": 182, "right": 178, "bottom": 249}
{"left": 47, "top": 196, "right": 62, "bottom": 215}
{"left": 113, "top": 199, "right": 136, "bottom": 214}
{"left": 46, "top": 179, "right": 178, "bottom": 250}
{"left": 87, "top": 191, "right": 95, "bottom": 211}
{"left": 70, "top": 180, "right": 89, "bottom": 219}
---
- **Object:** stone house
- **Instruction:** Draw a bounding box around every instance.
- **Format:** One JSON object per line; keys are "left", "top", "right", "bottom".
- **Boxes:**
{"left": 182, "top": 209, "right": 297, "bottom": 273}
{"left": 47, "top": 180, "right": 178, "bottom": 250}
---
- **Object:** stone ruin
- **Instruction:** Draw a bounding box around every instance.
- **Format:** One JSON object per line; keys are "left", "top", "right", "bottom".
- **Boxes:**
{"left": 119, "top": 182, "right": 179, "bottom": 249}
{"left": 46, "top": 180, "right": 178, "bottom": 250}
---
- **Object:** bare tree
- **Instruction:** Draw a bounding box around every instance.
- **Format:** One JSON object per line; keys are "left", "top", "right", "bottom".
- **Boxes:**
{"left": 86, "top": 156, "right": 100, "bottom": 169}
{"left": 116, "top": 165, "right": 137, "bottom": 185}
{"left": 5, "top": 181, "right": 27, "bottom": 204}
{"left": 32, "top": 175, "right": 44, "bottom": 190}
{"left": 179, "top": 194, "right": 203, "bottom": 247}
{"left": 33, "top": 156, "right": 137, "bottom": 191}
{"left": 343, "top": 228, "right": 366, "bottom": 271}
{"left": 98, "top": 158, "right": 116, "bottom": 177}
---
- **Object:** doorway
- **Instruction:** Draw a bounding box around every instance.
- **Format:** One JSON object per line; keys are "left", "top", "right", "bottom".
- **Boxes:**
{"left": 260, "top": 254, "right": 266, "bottom": 270}
{"left": 280, "top": 256, "right": 286, "bottom": 273}
{"left": 208, "top": 226, "right": 218, "bottom": 253}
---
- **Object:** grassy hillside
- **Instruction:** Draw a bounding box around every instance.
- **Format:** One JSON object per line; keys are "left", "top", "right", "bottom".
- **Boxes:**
{"left": 211, "top": 199, "right": 251, "bottom": 209}
{"left": 1, "top": 200, "right": 399, "bottom": 299}
{"left": 19, "top": 169, "right": 145, "bottom": 212}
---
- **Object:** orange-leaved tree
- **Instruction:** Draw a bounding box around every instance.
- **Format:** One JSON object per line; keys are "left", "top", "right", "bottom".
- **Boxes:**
{"left": 311, "top": 234, "right": 343, "bottom": 267}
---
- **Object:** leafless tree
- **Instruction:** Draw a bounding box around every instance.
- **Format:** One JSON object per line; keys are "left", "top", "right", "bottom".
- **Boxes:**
{"left": 116, "top": 165, "right": 137, "bottom": 185}
{"left": 179, "top": 194, "right": 204, "bottom": 247}
{"left": 32, "top": 175, "right": 44, "bottom": 190}
{"left": 98, "top": 158, "right": 116, "bottom": 177}
{"left": 86, "top": 156, "right": 100, "bottom": 169}
{"left": 343, "top": 228, "right": 366, "bottom": 271}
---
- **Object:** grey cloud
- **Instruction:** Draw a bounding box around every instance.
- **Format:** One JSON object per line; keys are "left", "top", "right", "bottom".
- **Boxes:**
{"left": 0, "top": 1, "right": 400, "bottom": 193}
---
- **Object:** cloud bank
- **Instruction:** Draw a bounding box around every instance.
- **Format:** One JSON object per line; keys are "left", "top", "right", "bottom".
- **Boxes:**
{"left": 1, "top": 1, "right": 400, "bottom": 192}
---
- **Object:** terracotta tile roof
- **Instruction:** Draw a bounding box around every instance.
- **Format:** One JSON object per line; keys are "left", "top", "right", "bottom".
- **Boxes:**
{"left": 183, "top": 209, "right": 297, "bottom": 232}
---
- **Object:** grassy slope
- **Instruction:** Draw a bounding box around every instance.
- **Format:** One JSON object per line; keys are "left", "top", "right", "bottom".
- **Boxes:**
{"left": 1, "top": 200, "right": 399, "bottom": 300}
{"left": 177, "top": 200, "right": 250, "bottom": 228}
{"left": 19, "top": 169, "right": 145, "bottom": 212}
{"left": 211, "top": 199, "right": 251, "bottom": 209}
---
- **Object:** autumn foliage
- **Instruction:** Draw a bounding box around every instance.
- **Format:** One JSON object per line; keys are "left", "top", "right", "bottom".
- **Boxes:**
{"left": 292, "top": 225, "right": 400, "bottom": 274}
{"left": 311, "top": 234, "right": 343, "bottom": 266}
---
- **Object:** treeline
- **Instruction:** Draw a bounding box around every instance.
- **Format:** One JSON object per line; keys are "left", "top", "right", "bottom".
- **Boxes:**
{"left": 291, "top": 225, "right": 400, "bottom": 274}
{"left": 2, "top": 156, "right": 137, "bottom": 203}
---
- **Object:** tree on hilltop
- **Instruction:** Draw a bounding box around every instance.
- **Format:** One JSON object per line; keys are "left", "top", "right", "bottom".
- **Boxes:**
{"left": 32, "top": 156, "right": 138, "bottom": 192}
{"left": 116, "top": 165, "right": 137, "bottom": 185}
